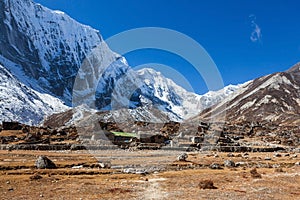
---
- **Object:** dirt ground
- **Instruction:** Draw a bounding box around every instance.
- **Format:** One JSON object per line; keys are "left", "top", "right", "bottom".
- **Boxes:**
{"left": 0, "top": 150, "right": 299, "bottom": 200}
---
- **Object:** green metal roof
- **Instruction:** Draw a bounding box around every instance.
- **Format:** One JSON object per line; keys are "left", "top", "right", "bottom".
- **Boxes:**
{"left": 111, "top": 131, "right": 137, "bottom": 138}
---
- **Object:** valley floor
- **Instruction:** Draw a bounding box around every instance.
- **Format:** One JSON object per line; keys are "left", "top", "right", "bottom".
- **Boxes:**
{"left": 0, "top": 150, "right": 299, "bottom": 200}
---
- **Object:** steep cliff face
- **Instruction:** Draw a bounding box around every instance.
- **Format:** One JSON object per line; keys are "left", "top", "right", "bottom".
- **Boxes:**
{"left": 0, "top": 0, "right": 104, "bottom": 103}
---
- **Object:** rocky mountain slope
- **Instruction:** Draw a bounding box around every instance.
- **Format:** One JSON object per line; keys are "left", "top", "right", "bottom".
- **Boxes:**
{"left": 196, "top": 63, "right": 300, "bottom": 125}
{"left": 0, "top": 63, "right": 68, "bottom": 125}
{"left": 0, "top": 0, "right": 244, "bottom": 124}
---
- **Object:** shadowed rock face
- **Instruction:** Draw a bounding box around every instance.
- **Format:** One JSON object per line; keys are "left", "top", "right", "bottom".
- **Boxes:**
{"left": 0, "top": 1, "right": 40, "bottom": 78}
{"left": 0, "top": 0, "right": 103, "bottom": 102}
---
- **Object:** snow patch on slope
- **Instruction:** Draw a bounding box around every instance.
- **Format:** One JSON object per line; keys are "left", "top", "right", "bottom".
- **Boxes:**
{"left": 0, "top": 63, "right": 69, "bottom": 125}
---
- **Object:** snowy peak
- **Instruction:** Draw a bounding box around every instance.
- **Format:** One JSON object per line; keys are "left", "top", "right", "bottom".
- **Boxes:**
{"left": 136, "top": 68, "right": 245, "bottom": 120}
{"left": 136, "top": 68, "right": 201, "bottom": 120}
{"left": 199, "top": 82, "right": 251, "bottom": 110}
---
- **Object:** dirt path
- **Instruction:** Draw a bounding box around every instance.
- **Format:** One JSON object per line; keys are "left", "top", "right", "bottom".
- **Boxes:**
{"left": 140, "top": 177, "right": 168, "bottom": 200}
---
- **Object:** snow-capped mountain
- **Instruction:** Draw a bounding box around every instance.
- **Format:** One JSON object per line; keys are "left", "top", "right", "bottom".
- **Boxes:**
{"left": 0, "top": 0, "right": 244, "bottom": 124}
{"left": 136, "top": 68, "right": 244, "bottom": 120}
{"left": 44, "top": 67, "right": 245, "bottom": 128}
{"left": 0, "top": 63, "right": 68, "bottom": 125}
{"left": 0, "top": 0, "right": 103, "bottom": 103}
{"left": 136, "top": 68, "right": 201, "bottom": 120}
{"left": 196, "top": 63, "right": 300, "bottom": 125}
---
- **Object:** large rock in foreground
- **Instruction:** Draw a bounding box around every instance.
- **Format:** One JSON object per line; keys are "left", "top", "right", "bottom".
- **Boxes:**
{"left": 35, "top": 156, "right": 56, "bottom": 169}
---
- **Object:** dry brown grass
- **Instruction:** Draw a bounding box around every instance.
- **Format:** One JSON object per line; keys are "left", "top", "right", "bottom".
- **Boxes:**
{"left": 0, "top": 150, "right": 299, "bottom": 199}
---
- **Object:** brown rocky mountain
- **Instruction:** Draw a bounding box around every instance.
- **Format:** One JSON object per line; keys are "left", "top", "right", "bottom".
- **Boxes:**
{"left": 194, "top": 63, "right": 300, "bottom": 126}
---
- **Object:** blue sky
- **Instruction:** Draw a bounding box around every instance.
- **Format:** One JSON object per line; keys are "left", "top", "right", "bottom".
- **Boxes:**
{"left": 35, "top": 0, "right": 300, "bottom": 94}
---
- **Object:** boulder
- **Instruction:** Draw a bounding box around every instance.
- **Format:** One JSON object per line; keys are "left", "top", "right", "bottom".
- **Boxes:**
{"left": 250, "top": 168, "right": 262, "bottom": 178}
{"left": 224, "top": 160, "right": 235, "bottom": 168}
{"left": 98, "top": 161, "right": 111, "bottom": 169}
{"left": 177, "top": 153, "right": 188, "bottom": 161}
{"left": 199, "top": 180, "right": 217, "bottom": 189}
{"left": 264, "top": 157, "right": 272, "bottom": 161}
{"left": 35, "top": 156, "right": 56, "bottom": 169}
{"left": 235, "top": 162, "right": 247, "bottom": 167}
{"left": 273, "top": 153, "right": 282, "bottom": 157}
{"left": 123, "top": 168, "right": 147, "bottom": 175}
{"left": 210, "top": 163, "right": 222, "bottom": 169}
{"left": 227, "top": 153, "right": 234, "bottom": 157}
{"left": 214, "top": 154, "right": 219, "bottom": 158}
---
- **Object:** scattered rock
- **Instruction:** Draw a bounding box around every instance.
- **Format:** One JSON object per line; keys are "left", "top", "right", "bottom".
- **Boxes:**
{"left": 227, "top": 153, "right": 234, "bottom": 157}
{"left": 8, "top": 188, "right": 14, "bottom": 191}
{"left": 123, "top": 168, "right": 147, "bottom": 175}
{"left": 35, "top": 156, "right": 56, "bottom": 169}
{"left": 291, "top": 154, "right": 298, "bottom": 158}
{"left": 272, "top": 164, "right": 280, "bottom": 168}
{"left": 273, "top": 153, "right": 282, "bottom": 157}
{"left": 30, "top": 174, "right": 43, "bottom": 180}
{"left": 214, "top": 154, "right": 219, "bottom": 158}
{"left": 98, "top": 161, "right": 111, "bottom": 169}
{"left": 210, "top": 163, "right": 222, "bottom": 170}
{"left": 294, "top": 148, "right": 300, "bottom": 153}
{"left": 235, "top": 162, "right": 247, "bottom": 167}
{"left": 224, "top": 160, "right": 235, "bottom": 168}
{"left": 71, "top": 165, "right": 83, "bottom": 169}
{"left": 295, "top": 162, "right": 300, "bottom": 166}
{"left": 242, "top": 153, "right": 249, "bottom": 159}
{"left": 250, "top": 168, "right": 262, "bottom": 178}
{"left": 199, "top": 180, "right": 217, "bottom": 189}
{"left": 264, "top": 157, "right": 272, "bottom": 161}
{"left": 177, "top": 153, "right": 188, "bottom": 161}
